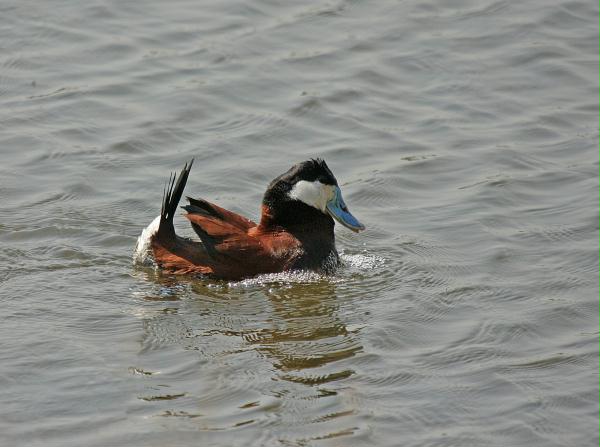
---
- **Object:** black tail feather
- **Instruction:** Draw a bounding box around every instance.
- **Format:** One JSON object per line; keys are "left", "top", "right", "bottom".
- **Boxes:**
{"left": 158, "top": 159, "right": 194, "bottom": 236}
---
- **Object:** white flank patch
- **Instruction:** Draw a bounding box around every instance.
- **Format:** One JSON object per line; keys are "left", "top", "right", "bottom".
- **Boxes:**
{"left": 132, "top": 215, "right": 161, "bottom": 265}
{"left": 289, "top": 180, "right": 334, "bottom": 212}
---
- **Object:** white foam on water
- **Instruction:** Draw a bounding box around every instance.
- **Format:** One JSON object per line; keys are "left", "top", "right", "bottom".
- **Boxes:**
{"left": 208, "top": 250, "right": 386, "bottom": 289}
{"left": 221, "top": 270, "right": 328, "bottom": 289}
{"left": 340, "top": 251, "right": 386, "bottom": 271}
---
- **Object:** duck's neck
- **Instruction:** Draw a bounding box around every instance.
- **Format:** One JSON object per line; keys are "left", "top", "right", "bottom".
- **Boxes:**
{"left": 259, "top": 200, "right": 338, "bottom": 271}
{"left": 259, "top": 200, "right": 332, "bottom": 234}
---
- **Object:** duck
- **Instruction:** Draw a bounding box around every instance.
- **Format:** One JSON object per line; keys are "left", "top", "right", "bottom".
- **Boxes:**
{"left": 134, "top": 158, "right": 365, "bottom": 280}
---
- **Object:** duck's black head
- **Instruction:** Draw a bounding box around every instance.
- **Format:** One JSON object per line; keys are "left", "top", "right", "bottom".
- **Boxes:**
{"left": 261, "top": 159, "right": 364, "bottom": 233}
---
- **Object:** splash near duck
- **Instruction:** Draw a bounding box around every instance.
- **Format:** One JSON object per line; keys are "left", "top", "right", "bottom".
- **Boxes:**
{"left": 134, "top": 159, "right": 364, "bottom": 280}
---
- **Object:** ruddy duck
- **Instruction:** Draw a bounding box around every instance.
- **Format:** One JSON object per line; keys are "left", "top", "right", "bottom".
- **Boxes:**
{"left": 134, "top": 159, "right": 364, "bottom": 280}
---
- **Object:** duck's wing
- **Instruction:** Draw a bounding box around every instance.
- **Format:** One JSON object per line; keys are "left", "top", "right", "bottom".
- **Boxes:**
{"left": 185, "top": 197, "right": 255, "bottom": 230}
{"left": 183, "top": 201, "right": 301, "bottom": 278}
{"left": 182, "top": 198, "right": 256, "bottom": 255}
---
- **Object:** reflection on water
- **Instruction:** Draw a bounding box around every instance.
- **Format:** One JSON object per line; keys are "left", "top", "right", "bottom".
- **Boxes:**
{"left": 246, "top": 281, "right": 362, "bottom": 382}
{"left": 130, "top": 269, "right": 366, "bottom": 442}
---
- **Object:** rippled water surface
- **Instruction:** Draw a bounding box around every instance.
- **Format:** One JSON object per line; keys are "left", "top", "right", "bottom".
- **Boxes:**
{"left": 1, "top": 1, "right": 598, "bottom": 446}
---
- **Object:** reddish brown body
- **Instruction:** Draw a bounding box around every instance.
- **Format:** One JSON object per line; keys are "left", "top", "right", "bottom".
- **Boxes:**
{"left": 151, "top": 200, "right": 305, "bottom": 280}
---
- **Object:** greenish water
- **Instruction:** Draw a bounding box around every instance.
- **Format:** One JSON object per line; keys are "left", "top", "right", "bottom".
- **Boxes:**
{"left": 1, "top": 1, "right": 598, "bottom": 446}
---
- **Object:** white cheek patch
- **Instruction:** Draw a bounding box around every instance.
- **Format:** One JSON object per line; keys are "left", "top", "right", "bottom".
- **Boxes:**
{"left": 289, "top": 180, "right": 334, "bottom": 212}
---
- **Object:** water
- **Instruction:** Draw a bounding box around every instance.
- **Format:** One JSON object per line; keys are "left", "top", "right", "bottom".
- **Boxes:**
{"left": 1, "top": 0, "right": 598, "bottom": 445}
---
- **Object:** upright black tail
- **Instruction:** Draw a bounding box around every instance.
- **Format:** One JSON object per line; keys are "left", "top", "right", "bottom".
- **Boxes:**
{"left": 158, "top": 159, "right": 194, "bottom": 237}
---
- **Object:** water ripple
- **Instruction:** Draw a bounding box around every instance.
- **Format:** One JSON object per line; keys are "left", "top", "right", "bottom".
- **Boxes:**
{"left": 1, "top": 0, "right": 597, "bottom": 446}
